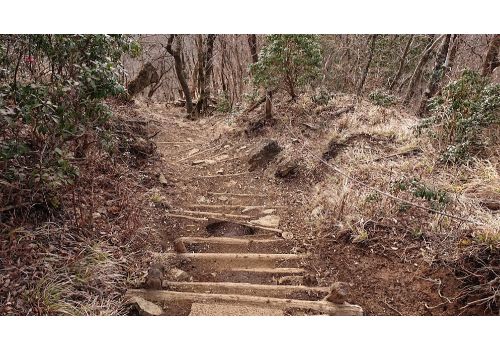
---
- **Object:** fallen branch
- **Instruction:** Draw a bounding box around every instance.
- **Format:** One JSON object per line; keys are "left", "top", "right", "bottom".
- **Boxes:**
{"left": 208, "top": 192, "right": 267, "bottom": 198}
{"left": 165, "top": 213, "right": 284, "bottom": 234}
{"left": 169, "top": 209, "right": 254, "bottom": 220}
{"left": 244, "top": 88, "right": 278, "bottom": 114}
{"left": 322, "top": 105, "right": 355, "bottom": 118}
{"left": 176, "top": 144, "right": 221, "bottom": 163}
{"left": 187, "top": 204, "right": 286, "bottom": 209}
{"left": 366, "top": 147, "right": 422, "bottom": 163}
{"left": 195, "top": 172, "right": 250, "bottom": 179}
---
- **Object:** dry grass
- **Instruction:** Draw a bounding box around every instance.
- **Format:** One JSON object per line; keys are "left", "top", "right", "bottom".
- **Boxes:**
{"left": 0, "top": 107, "right": 165, "bottom": 315}
{"left": 237, "top": 91, "right": 499, "bottom": 313}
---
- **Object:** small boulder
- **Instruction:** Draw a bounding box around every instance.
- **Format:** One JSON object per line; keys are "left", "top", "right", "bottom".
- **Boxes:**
{"left": 128, "top": 296, "right": 163, "bottom": 316}
{"left": 324, "top": 282, "right": 350, "bottom": 304}
{"left": 275, "top": 156, "right": 300, "bottom": 178}
{"left": 250, "top": 215, "right": 280, "bottom": 228}
{"left": 248, "top": 140, "right": 282, "bottom": 171}
{"left": 167, "top": 268, "right": 192, "bottom": 282}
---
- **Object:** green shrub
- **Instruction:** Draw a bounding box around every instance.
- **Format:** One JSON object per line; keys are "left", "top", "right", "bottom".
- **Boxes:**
{"left": 216, "top": 91, "right": 232, "bottom": 113}
{"left": 0, "top": 35, "right": 135, "bottom": 211}
{"left": 393, "top": 178, "right": 449, "bottom": 209}
{"left": 312, "top": 88, "right": 331, "bottom": 105}
{"left": 250, "top": 35, "right": 322, "bottom": 100}
{"left": 417, "top": 70, "right": 500, "bottom": 163}
{"left": 369, "top": 89, "right": 397, "bottom": 107}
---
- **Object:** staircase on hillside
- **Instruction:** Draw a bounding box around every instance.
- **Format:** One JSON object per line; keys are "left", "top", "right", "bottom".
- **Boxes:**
{"left": 126, "top": 233, "right": 363, "bottom": 316}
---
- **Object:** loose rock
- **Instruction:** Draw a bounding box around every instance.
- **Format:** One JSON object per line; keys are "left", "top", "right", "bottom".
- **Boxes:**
{"left": 248, "top": 140, "right": 282, "bottom": 171}
{"left": 128, "top": 296, "right": 163, "bottom": 316}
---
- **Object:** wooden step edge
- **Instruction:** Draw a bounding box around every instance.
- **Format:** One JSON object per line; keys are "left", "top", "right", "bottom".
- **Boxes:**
{"left": 177, "top": 236, "right": 284, "bottom": 245}
{"left": 164, "top": 281, "right": 330, "bottom": 296}
{"left": 125, "top": 289, "right": 363, "bottom": 316}
{"left": 228, "top": 267, "right": 305, "bottom": 274}
{"left": 156, "top": 252, "right": 309, "bottom": 260}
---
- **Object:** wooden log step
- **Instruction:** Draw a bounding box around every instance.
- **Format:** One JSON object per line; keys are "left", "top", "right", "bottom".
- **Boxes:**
{"left": 170, "top": 209, "right": 255, "bottom": 220}
{"left": 228, "top": 267, "right": 306, "bottom": 274}
{"left": 177, "top": 236, "right": 288, "bottom": 253}
{"left": 125, "top": 289, "right": 363, "bottom": 316}
{"left": 157, "top": 252, "right": 307, "bottom": 260}
{"left": 163, "top": 281, "right": 330, "bottom": 300}
{"left": 177, "top": 236, "right": 283, "bottom": 245}
{"left": 155, "top": 252, "right": 308, "bottom": 269}
{"left": 187, "top": 267, "right": 306, "bottom": 284}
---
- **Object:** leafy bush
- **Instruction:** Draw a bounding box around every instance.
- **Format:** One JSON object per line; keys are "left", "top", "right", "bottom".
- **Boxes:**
{"left": 250, "top": 35, "right": 322, "bottom": 100}
{"left": 312, "top": 88, "right": 332, "bottom": 105}
{"left": 0, "top": 35, "right": 136, "bottom": 213}
{"left": 417, "top": 70, "right": 500, "bottom": 163}
{"left": 216, "top": 91, "right": 232, "bottom": 113}
{"left": 393, "top": 177, "right": 449, "bottom": 209}
{"left": 369, "top": 89, "right": 397, "bottom": 107}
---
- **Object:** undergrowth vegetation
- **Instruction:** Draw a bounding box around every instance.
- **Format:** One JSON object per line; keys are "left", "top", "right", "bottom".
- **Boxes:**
{"left": 0, "top": 35, "right": 140, "bottom": 217}
{"left": 417, "top": 70, "right": 500, "bottom": 163}
{"left": 0, "top": 35, "right": 161, "bottom": 315}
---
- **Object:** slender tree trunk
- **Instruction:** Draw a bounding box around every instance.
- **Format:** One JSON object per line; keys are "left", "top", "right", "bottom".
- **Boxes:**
{"left": 195, "top": 34, "right": 217, "bottom": 115}
{"left": 356, "top": 34, "right": 377, "bottom": 96}
{"left": 482, "top": 34, "right": 500, "bottom": 76}
{"left": 418, "top": 34, "right": 452, "bottom": 116}
{"left": 443, "top": 34, "right": 460, "bottom": 75}
{"left": 166, "top": 34, "right": 193, "bottom": 114}
{"left": 265, "top": 90, "right": 273, "bottom": 119}
{"left": 404, "top": 34, "right": 441, "bottom": 104}
{"left": 389, "top": 35, "right": 414, "bottom": 90}
{"left": 203, "top": 34, "right": 216, "bottom": 111}
{"left": 247, "top": 34, "right": 258, "bottom": 64}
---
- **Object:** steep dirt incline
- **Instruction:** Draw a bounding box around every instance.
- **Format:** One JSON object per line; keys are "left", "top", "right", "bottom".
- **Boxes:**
{"left": 125, "top": 107, "right": 362, "bottom": 315}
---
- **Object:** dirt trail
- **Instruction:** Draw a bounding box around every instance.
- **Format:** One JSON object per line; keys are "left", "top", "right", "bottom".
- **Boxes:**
{"left": 125, "top": 108, "right": 362, "bottom": 315}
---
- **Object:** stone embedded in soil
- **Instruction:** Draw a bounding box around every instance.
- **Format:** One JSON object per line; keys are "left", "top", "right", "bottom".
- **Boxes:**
{"left": 167, "top": 268, "right": 192, "bottom": 282}
{"left": 158, "top": 174, "right": 168, "bottom": 185}
{"left": 278, "top": 275, "right": 303, "bottom": 285}
{"left": 192, "top": 159, "right": 205, "bottom": 165}
{"left": 250, "top": 215, "right": 280, "bottom": 228}
{"left": 128, "top": 296, "right": 163, "bottom": 316}
{"left": 275, "top": 156, "right": 300, "bottom": 178}
{"left": 281, "top": 231, "right": 293, "bottom": 240}
{"left": 248, "top": 140, "right": 283, "bottom": 171}
{"left": 324, "top": 282, "right": 349, "bottom": 304}
{"left": 261, "top": 208, "right": 276, "bottom": 214}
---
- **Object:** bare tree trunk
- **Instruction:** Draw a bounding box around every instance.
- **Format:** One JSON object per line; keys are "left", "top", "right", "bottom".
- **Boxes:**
{"left": 389, "top": 35, "right": 414, "bottom": 90}
{"left": 482, "top": 34, "right": 500, "bottom": 76}
{"left": 166, "top": 34, "right": 193, "bottom": 114}
{"left": 265, "top": 90, "right": 273, "bottom": 118}
{"left": 195, "top": 34, "right": 217, "bottom": 115}
{"left": 443, "top": 34, "right": 460, "bottom": 76}
{"left": 418, "top": 34, "right": 452, "bottom": 116}
{"left": 196, "top": 35, "right": 205, "bottom": 115}
{"left": 203, "top": 34, "right": 216, "bottom": 110}
{"left": 356, "top": 35, "right": 377, "bottom": 96}
{"left": 247, "top": 34, "right": 259, "bottom": 64}
{"left": 403, "top": 34, "right": 441, "bottom": 104}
